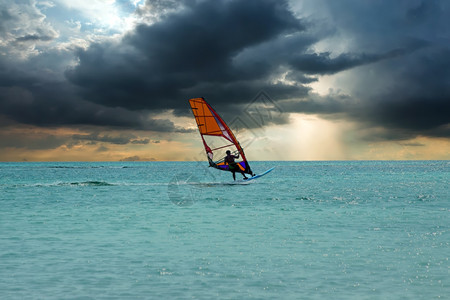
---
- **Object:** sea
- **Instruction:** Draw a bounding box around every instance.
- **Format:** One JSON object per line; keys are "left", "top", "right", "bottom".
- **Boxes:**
{"left": 0, "top": 161, "right": 448, "bottom": 299}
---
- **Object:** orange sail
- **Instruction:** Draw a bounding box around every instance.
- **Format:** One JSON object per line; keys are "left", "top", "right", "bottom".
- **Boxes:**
{"left": 189, "top": 97, "right": 252, "bottom": 175}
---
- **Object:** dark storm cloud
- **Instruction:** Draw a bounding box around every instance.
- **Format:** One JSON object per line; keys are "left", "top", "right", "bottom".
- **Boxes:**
{"left": 288, "top": 49, "right": 406, "bottom": 75}
{"left": 0, "top": 77, "right": 184, "bottom": 132}
{"left": 0, "top": 51, "right": 189, "bottom": 132}
{"left": 0, "top": 0, "right": 185, "bottom": 133}
{"left": 280, "top": 0, "right": 450, "bottom": 140}
{"left": 1, "top": 0, "right": 449, "bottom": 142}
{"left": 343, "top": 1, "right": 450, "bottom": 139}
{"left": 283, "top": 46, "right": 450, "bottom": 140}
{"left": 66, "top": 0, "right": 432, "bottom": 134}
{"left": 0, "top": 129, "right": 152, "bottom": 151}
{"left": 67, "top": 0, "right": 306, "bottom": 112}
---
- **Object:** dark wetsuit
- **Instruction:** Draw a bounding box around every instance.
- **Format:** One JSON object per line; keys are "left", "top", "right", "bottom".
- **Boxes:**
{"left": 225, "top": 153, "right": 247, "bottom": 180}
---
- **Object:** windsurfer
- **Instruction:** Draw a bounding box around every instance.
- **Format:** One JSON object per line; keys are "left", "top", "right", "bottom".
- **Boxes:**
{"left": 225, "top": 150, "right": 248, "bottom": 180}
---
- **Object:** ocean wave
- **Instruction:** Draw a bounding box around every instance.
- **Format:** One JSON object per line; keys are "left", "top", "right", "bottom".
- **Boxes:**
{"left": 66, "top": 181, "right": 115, "bottom": 186}
{"left": 3, "top": 181, "right": 174, "bottom": 188}
{"left": 5, "top": 181, "right": 115, "bottom": 188}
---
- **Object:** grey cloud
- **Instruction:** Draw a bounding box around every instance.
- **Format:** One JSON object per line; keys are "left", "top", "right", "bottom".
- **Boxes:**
{"left": 400, "top": 142, "right": 425, "bottom": 147}
{"left": 66, "top": 0, "right": 305, "bottom": 111}
{"left": 348, "top": 44, "right": 450, "bottom": 140}
{"left": 281, "top": 46, "right": 450, "bottom": 140}
{"left": 67, "top": 0, "right": 411, "bottom": 119}
{"left": 15, "top": 32, "right": 55, "bottom": 43}
{"left": 131, "top": 138, "right": 150, "bottom": 144}
{"left": 0, "top": 0, "right": 449, "bottom": 144}
{"left": 277, "top": 0, "right": 450, "bottom": 140}
{"left": 0, "top": 1, "right": 58, "bottom": 56}
{"left": 96, "top": 145, "right": 109, "bottom": 152}
{"left": 120, "top": 155, "right": 156, "bottom": 161}
{"left": 0, "top": 64, "right": 188, "bottom": 132}
{"left": 71, "top": 133, "right": 160, "bottom": 146}
{"left": 72, "top": 133, "right": 141, "bottom": 145}
{"left": 120, "top": 155, "right": 141, "bottom": 162}
{"left": 289, "top": 49, "right": 407, "bottom": 75}
{"left": 0, "top": 132, "right": 65, "bottom": 150}
{"left": 285, "top": 71, "right": 318, "bottom": 84}
{"left": 136, "top": 0, "right": 185, "bottom": 21}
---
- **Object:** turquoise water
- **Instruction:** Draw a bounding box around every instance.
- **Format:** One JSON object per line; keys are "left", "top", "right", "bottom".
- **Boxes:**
{"left": 0, "top": 161, "right": 448, "bottom": 299}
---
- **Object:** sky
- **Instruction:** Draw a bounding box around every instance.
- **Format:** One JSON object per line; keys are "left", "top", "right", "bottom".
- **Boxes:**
{"left": 0, "top": 0, "right": 449, "bottom": 161}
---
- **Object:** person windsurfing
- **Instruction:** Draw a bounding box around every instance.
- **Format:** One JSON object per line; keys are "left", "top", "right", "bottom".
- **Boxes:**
{"left": 225, "top": 150, "right": 248, "bottom": 181}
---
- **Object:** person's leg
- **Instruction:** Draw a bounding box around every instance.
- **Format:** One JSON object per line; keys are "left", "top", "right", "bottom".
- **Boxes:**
{"left": 232, "top": 170, "right": 236, "bottom": 180}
